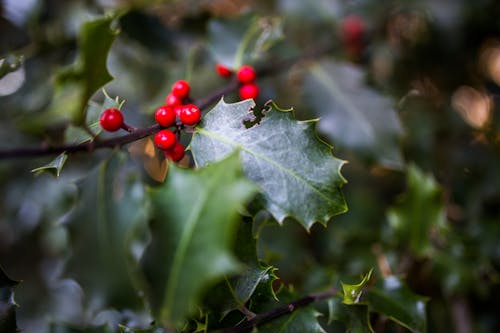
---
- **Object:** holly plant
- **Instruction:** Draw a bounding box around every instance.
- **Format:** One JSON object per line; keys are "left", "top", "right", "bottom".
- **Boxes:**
{"left": 1, "top": 1, "right": 500, "bottom": 333}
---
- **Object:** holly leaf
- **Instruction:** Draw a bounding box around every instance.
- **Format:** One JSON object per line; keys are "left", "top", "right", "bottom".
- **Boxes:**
{"left": 208, "top": 15, "right": 283, "bottom": 68}
{"left": 255, "top": 289, "right": 327, "bottom": 333}
{"left": 303, "top": 60, "right": 404, "bottom": 169}
{"left": 221, "top": 219, "right": 278, "bottom": 316}
{"left": 64, "top": 152, "right": 148, "bottom": 309}
{"left": 31, "top": 152, "right": 68, "bottom": 178}
{"left": 387, "top": 164, "right": 447, "bottom": 257}
{"left": 54, "top": 16, "right": 119, "bottom": 124}
{"left": 190, "top": 99, "right": 347, "bottom": 230}
{"left": 0, "top": 266, "right": 19, "bottom": 333}
{"left": 366, "top": 276, "right": 428, "bottom": 333}
{"left": 328, "top": 298, "right": 374, "bottom": 333}
{"left": 341, "top": 269, "right": 373, "bottom": 305}
{"left": 140, "top": 152, "right": 258, "bottom": 328}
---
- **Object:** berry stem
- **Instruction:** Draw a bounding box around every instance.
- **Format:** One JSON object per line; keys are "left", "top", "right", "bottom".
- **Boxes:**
{"left": 121, "top": 122, "right": 136, "bottom": 133}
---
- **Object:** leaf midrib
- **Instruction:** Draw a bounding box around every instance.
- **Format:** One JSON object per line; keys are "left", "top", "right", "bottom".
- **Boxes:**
{"left": 161, "top": 169, "right": 220, "bottom": 320}
{"left": 195, "top": 127, "right": 338, "bottom": 207}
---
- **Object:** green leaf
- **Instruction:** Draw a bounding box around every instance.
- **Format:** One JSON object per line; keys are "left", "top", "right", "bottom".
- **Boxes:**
{"left": 327, "top": 298, "right": 374, "bottom": 333}
{"left": 257, "top": 290, "right": 327, "bottom": 333}
{"left": 55, "top": 16, "right": 119, "bottom": 124}
{"left": 140, "top": 152, "right": 258, "bottom": 328}
{"left": 366, "top": 276, "right": 428, "bottom": 333}
{"left": 64, "top": 152, "right": 148, "bottom": 309}
{"left": 208, "top": 15, "right": 283, "bottom": 68}
{"left": 0, "top": 266, "right": 19, "bottom": 333}
{"left": 341, "top": 269, "right": 373, "bottom": 305}
{"left": 190, "top": 99, "right": 347, "bottom": 230}
{"left": 304, "top": 60, "right": 404, "bottom": 169}
{"left": 222, "top": 219, "right": 278, "bottom": 316}
{"left": 387, "top": 164, "right": 447, "bottom": 257}
{"left": 31, "top": 152, "right": 68, "bottom": 178}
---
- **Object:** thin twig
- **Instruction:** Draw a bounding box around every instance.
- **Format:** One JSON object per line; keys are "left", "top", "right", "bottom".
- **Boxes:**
{"left": 219, "top": 288, "right": 337, "bottom": 333}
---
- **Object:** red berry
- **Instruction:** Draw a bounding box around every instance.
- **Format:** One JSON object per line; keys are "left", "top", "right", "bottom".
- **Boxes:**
{"left": 171, "top": 80, "right": 190, "bottom": 99}
{"left": 154, "top": 129, "right": 177, "bottom": 150}
{"left": 340, "top": 15, "right": 365, "bottom": 44}
{"left": 100, "top": 108, "right": 124, "bottom": 132}
{"left": 179, "top": 104, "right": 201, "bottom": 126}
{"left": 165, "top": 142, "right": 185, "bottom": 162}
{"left": 237, "top": 65, "right": 256, "bottom": 84}
{"left": 165, "top": 93, "right": 182, "bottom": 107}
{"left": 340, "top": 15, "right": 365, "bottom": 58}
{"left": 239, "top": 83, "right": 259, "bottom": 100}
{"left": 155, "top": 105, "right": 176, "bottom": 127}
{"left": 216, "top": 64, "right": 233, "bottom": 78}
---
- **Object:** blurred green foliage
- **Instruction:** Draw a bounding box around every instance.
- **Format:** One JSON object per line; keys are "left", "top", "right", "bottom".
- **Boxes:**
{"left": 1, "top": 0, "right": 500, "bottom": 332}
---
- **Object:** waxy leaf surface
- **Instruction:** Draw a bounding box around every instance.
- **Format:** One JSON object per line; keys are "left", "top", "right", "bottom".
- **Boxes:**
{"left": 190, "top": 99, "right": 347, "bottom": 229}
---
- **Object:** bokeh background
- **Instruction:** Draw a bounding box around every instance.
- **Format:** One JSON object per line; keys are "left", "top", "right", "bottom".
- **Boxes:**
{"left": 1, "top": 0, "right": 500, "bottom": 332}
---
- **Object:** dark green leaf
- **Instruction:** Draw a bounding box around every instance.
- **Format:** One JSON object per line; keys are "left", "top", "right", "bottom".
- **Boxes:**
{"left": 256, "top": 290, "right": 327, "bottom": 333}
{"left": 328, "top": 298, "right": 374, "bottom": 333}
{"left": 208, "top": 15, "right": 283, "bottom": 68}
{"left": 31, "top": 152, "right": 68, "bottom": 177}
{"left": 140, "top": 152, "right": 258, "bottom": 328}
{"left": 55, "top": 16, "right": 119, "bottom": 124}
{"left": 190, "top": 99, "right": 347, "bottom": 230}
{"left": 366, "top": 276, "right": 428, "bottom": 333}
{"left": 341, "top": 269, "right": 373, "bottom": 305}
{"left": 387, "top": 164, "right": 447, "bottom": 257}
{"left": 222, "top": 219, "right": 278, "bottom": 316}
{"left": 304, "top": 60, "right": 404, "bottom": 168}
{"left": 64, "top": 152, "right": 148, "bottom": 309}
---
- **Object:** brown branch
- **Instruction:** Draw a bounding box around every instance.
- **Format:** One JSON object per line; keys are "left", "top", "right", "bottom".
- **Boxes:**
{"left": 219, "top": 288, "right": 337, "bottom": 333}
{"left": 0, "top": 43, "right": 336, "bottom": 160}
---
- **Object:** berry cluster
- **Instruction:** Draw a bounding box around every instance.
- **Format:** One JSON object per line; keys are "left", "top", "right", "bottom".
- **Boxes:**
{"left": 153, "top": 80, "right": 201, "bottom": 161}
{"left": 215, "top": 64, "right": 260, "bottom": 100}
{"left": 99, "top": 80, "right": 202, "bottom": 163}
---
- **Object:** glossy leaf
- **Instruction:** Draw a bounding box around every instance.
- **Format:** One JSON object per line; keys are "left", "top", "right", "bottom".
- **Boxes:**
{"left": 222, "top": 219, "right": 278, "bottom": 316}
{"left": 190, "top": 99, "right": 347, "bottom": 229}
{"left": 366, "top": 276, "right": 428, "bottom": 333}
{"left": 387, "top": 164, "right": 447, "bottom": 257}
{"left": 304, "top": 60, "right": 404, "bottom": 169}
{"left": 341, "top": 269, "right": 373, "bottom": 305}
{"left": 64, "top": 152, "right": 148, "bottom": 309}
{"left": 55, "top": 16, "right": 119, "bottom": 124}
{"left": 140, "top": 152, "right": 258, "bottom": 328}
{"left": 328, "top": 298, "right": 374, "bottom": 333}
{"left": 31, "top": 152, "right": 68, "bottom": 178}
